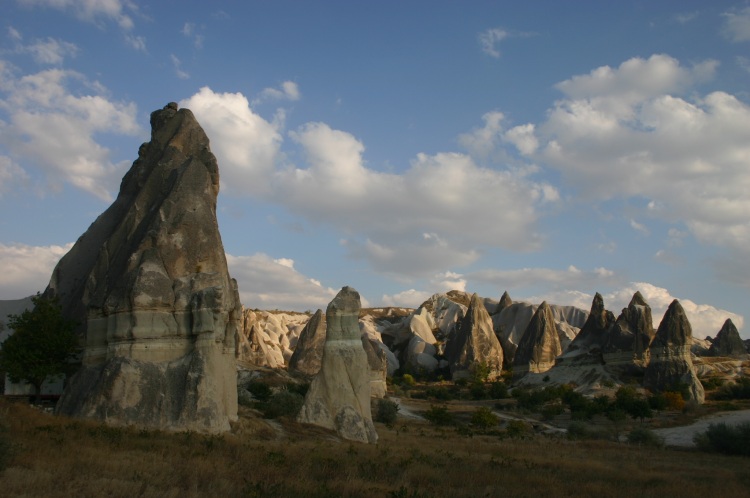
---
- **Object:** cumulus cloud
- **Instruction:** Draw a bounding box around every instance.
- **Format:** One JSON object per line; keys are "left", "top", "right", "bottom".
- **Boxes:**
{"left": 381, "top": 271, "right": 468, "bottom": 308}
{"left": 170, "top": 54, "right": 189, "bottom": 79}
{"left": 226, "top": 252, "right": 338, "bottom": 311}
{"left": 0, "top": 66, "right": 141, "bottom": 200}
{"left": 0, "top": 242, "right": 72, "bottom": 299}
{"left": 467, "top": 265, "right": 618, "bottom": 291}
{"left": 17, "top": 0, "right": 138, "bottom": 31}
{"left": 0, "top": 156, "right": 29, "bottom": 196}
{"left": 478, "top": 28, "right": 508, "bottom": 58}
{"left": 722, "top": 6, "right": 750, "bottom": 42}
{"left": 515, "top": 54, "right": 750, "bottom": 267}
{"left": 180, "top": 87, "right": 282, "bottom": 197}
{"left": 8, "top": 34, "right": 79, "bottom": 65}
{"left": 254, "top": 81, "right": 301, "bottom": 104}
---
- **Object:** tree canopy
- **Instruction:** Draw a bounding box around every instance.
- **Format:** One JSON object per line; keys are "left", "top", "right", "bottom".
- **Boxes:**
{"left": 0, "top": 294, "right": 79, "bottom": 401}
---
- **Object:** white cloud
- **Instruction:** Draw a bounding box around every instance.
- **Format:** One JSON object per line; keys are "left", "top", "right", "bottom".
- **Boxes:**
{"left": 478, "top": 28, "right": 508, "bottom": 58}
{"left": 170, "top": 54, "right": 189, "bottom": 79}
{"left": 20, "top": 37, "right": 79, "bottom": 64}
{"left": 722, "top": 6, "right": 750, "bottom": 42}
{"left": 526, "top": 54, "right": 750, "bottom": 267}
{"left": 226, "top": 252, "right": 337, "bottom": 311}
{"left": 0, "top": 156, "right": 29, "bottom": 196}
{"left": 629, "top": 218, "right": 649, "bottom": 235}
{"left": 0, "top": 66, "right": 141, "bottom": 200}
{"left": 381, "top": 289, "right": 431, "bottom": 309}
{"left": 254, "top": 81, "right": 301, "bottom": 104}
{"left": 0, "top": 242, "right": 72, "bottom": 299}
{"left": 124, "top": 34, "right": 146, "bottom": 52}
{"left": 467, "top": 265, "right": 619, "bottom": 291}
{"left": 18, "top": 0, "right": 138, "bottom": 31}
{"left": 180, "top": 87, "right": 282, "bottom": 197}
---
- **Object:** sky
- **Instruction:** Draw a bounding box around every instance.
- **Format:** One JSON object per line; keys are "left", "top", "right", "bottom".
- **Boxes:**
{"left": 0, "top": 1, "right": 748, "bottom": 339}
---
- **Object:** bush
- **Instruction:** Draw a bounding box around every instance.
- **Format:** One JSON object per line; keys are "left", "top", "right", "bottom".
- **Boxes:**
{"left": 566, "top": 421, "right": 588, "bottom": 440}
{"left": 425, "top": 386, "right": 453, "bottom": 401}
{"left": 470, "top": 407, "right": 499, "bottom": 430}
{"left": 627, "top": 428, "right": 664, "bottom": 448}
{"left": 262, "top": 391, "right": 304, "bottom": 419}
{"left": 647, "top": 393, "right": 668, "bottom": 411}
{"left": 541, "top": 402, "right": 564, "bottom": 420}
{"left": 711, "top": 377, "right": 750, "bottom": 401}
{"left": 401, "top": 374, "right": 417, "bottom": 387}
{"left": 423, "top": 405, "right": 455, "bottom": 426}
{"left": 663, "top": 391, "right": 685, "bottom": 411}
{"left": 469, "top": 382, "right": 487, "bottom": 400}
{"left": 505, "top": 420, "right": 533, "bottom": 439}
{"left": 489, "top": 381, "right": 509, "bottom": 399}
{"left": 375, "top": 398, "right": 400, "bottom": 426}
{"left": 247, "top": 381, "right": 273, "bottom": 402}
{"left": 693, "top": 422, "right": 750, "bottom": 456}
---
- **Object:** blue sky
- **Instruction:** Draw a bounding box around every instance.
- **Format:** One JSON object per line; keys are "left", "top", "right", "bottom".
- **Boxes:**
{"left": 0, "top": 1, "right": 748, "bottom": 338}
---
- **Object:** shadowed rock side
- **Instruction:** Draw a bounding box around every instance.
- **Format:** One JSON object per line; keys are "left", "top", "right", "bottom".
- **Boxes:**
{"left": 562, "top": 293, "right": 616, "bottom": 363}
{"left": 52, "top": 103, "right": 240, "bottom": 433}
{"left": 494, "top": 291, "right": 513, "bottom": 315}
{"left": 643, "top": 300, "right": 705, "bottom": 403}
{"left": 444, "top": 293, "right": 503, "bottom": 380}
{"left": 287, "top": 309, "right": 326, "bottom": 375}
{"left": 707, "top": 319, "right": 747, "bottom": 357}
{"left": 298, "top": 287, "right": 378, "bottom": 443}
{"left": 513, "top": 302, "right": 562, "bottom": 375}
{"left": 602, "top": 291, "right": 655, "bottom": 364}
{"left": 361, "top": 334, "right": 388, "bottom": 398}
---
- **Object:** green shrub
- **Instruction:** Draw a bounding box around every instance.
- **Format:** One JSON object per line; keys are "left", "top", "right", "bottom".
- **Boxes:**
{"left": 470, "top": 407, "right": 499, "bottom": 430}
{"left": 505, "top": 419, "right": 533, "bottom": 438}
{"left": 247, "top": 381, "right": 273, "bottom": 402}
{"left": 401, "top": 374, "right": 416, "bottom": 387}
{"left": 469, "top": 382, "right": 487, "bottom": 400}
{"left": 566, "top": 421, "right": 588, "bottom": 440}
{"left": 425, "top": 386, "right": 453, "bottom": 401}
{"left": 423, "top": 405, "right": 455, "bottom": 426}
{"left": 489, "top": 381, "right": 509, "bottom": 399}
{"left": 701, "top": 377, "right": 724, "bottom": 391}
{"left": 541, "top": 402, "right": 564, "bottom": 420}
{"left": 262, "top": 391, "right": 304, "bottom": 419}
{"left": 375, "top": 398, "right": 400, "bottom": 426}
{"left": 627, "top": 428, "right": 663, "bottom": 448}
{"left": 693, "top": 422, "right": 750, "bottom": 456}
{"left": 711, "top": 377, "right": 750, "bottom": 401}
{"left": 470, "top": 362, "right": 491, "bottom": 383}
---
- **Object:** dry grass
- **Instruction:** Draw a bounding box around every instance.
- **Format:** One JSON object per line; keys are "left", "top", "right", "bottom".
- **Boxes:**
{"left": 1, "top": 398, "right": 748, "bottom": 498}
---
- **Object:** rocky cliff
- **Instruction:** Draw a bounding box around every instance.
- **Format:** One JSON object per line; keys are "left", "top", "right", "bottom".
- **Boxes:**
{"left": 643, "top": 300, "right": 704, "bottom": 403}
{"left": 513, "top": 301, "right": 562, "bottom": 375}
{"left": 52, "top": 103, "right": 240, "bottom": 432}
{"left": 707, "top": 319, "right": 747, "bottom": 357}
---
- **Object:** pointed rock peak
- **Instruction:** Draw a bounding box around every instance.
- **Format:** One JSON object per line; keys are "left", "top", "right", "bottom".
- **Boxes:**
{"left": 708, "top": 317, "right": 746, "bottom": 357}
{"left": 497, "top": 291, "right": 512, "bottom": 311}
{"left": 538, "top": 301, "right": 550, "bottom": 311}
{"left": 468, "top": 293, "right": 484, "bottom": 310}
{"left": 329, "top": 286, "right": 361, "bottom": 314}
{"left": 720, "top": 318, "right": 738, "bottom": 334}
{"left": 629, "top": 291, "right": 648, "bottom": 307}
{"left": 591, "top": 293, "right": 605, "bottom": 312}
{"left": 653, "top": 299, "right": 692, "bottom": 347}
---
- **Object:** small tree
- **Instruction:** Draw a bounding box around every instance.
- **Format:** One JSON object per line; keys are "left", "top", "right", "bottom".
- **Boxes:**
{"left": 0, "top": 294, "right": 79, "bottom": 403}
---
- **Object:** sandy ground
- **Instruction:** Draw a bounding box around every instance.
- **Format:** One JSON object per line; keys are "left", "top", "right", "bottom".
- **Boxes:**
{"left": 653, "top": 410, "right": 750, "bottom": 447}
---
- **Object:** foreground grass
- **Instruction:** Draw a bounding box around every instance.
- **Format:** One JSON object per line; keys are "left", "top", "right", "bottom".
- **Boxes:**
{"left": 1, "top": 399, "right": 748, "bottom": 497}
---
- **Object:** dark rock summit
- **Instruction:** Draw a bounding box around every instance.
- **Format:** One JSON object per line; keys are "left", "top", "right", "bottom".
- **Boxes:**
{"left": 602, "top": 291, "right": 655, "bottom": 363}
{"left": 52, "top": 103, "right": 241, "bottom": 432}
{"left": 707, "top": 319, "right": 746, "bottom": 357}
{"left": 643, "top": 300, "right": 704, "bottom": 403}
{"left": 568, "top": 293, "right": 616, "bottom": 352}
{"left": 288, "top": 309, "right": 326, "bottom": 376}
{"left": 444, "top": 293, "right": 504, "bottom": 380}
{"left": 513, "top": 301, "right": 562, "bottom": 375}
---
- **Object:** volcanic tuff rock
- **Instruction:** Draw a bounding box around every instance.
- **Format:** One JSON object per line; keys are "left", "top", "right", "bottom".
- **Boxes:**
{"left": 564, "top": 293, "right": 616, "bottom": 360}
{"left": 495, "top": 291, "right": 512, "bottom": 315}
{"left": 602, "top": 292, "right": 655, "bottom": 363}
{"left": 297, "top": 287, "right": 378, "bottom": 443}
{"left": 707, "top": 319, "right": 747, "bottom": 357}
{"left": 444, "top": 293, "right": 503, "bottom": 380}
{"left": 52, "top": 103, "right": 240, "bottom": 432}
{"left": 287, "top": 309, "right": 326, "bottom": 375}
{"left": 643, "top": 300, "right": 705, "bottom": 403}
{"left": 513, "top": 302, "right": 562, "bottom": 375}
{"left": 361, "top": 334, "right": 388, "bottom": 398}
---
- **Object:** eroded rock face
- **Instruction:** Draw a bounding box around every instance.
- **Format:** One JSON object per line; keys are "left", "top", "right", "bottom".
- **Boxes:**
{"left": 495, "top": 291, "right": 512, "bottom": 315}
{"left": 602, "top": 291, "right": 655, "bottom": 363}
{"left": 643, "top": 300, "right": 705, "bottom": 403}
{"left": 53, "top": 103, "right": 239, "bottom": 432}
{"left": 287, "top": 309, "right": 326, "bottom": 375}
{"left": 444, "top": 293, "right": 503, "bottom": 380}
{"left": 297, "top": 287, "right": 377, "bottom": 443}
{"left": 567, "top": 293, "right": 616, "bottom": 355}
{"left": 707, "top": 319, "right": 746, "bottom": 357}
{"left": 513, "top": 302, "right": 562, "bottom": 375}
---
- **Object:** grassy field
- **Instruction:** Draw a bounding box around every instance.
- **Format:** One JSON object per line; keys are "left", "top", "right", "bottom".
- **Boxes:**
{"left": 1, "top": 397, "right": 748, "bottom": 498}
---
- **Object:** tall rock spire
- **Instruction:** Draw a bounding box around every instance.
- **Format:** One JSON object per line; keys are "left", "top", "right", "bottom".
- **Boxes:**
{"left": 53, "top": 103, "right": 240, "bottom": 432}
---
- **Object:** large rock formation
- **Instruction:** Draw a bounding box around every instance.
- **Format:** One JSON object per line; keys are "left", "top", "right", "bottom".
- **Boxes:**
{"left": 564, "top": 293, "right": 616, "bottom": 360}
{"left": 513, "top": 302, "right": 562, "bottom": 375}
{"left": 287, "top": 309, "right": 326, "bottom": 375}
{"left": 707, "top": 319, "right": 746, "bottom": 357}
{"left": 361, "top": 334, "right": 388, "bottom": 398}
{"left": 643, "top": 300, "right": 705, "bottom": 403}
{"left": 444, "top": 293, "right": 503, "bottom": 380}
{"left": 602, "top": 291, "right": 655, "bottom": 364}
{"left": 52, "top": 103, "right": 240, "bottom": 432}
{"left": 297, "top": 287, "right": 377, "bottom": 443}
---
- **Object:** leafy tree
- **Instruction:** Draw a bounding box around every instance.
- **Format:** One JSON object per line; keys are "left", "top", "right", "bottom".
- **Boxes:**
{"left": 0, "top": 295, "right": 79, "bottom": 403}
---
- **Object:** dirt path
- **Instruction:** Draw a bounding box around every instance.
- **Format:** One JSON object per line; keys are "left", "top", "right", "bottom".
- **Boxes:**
{"left": 652, "top": 410, "right": 750, "bottom": 447}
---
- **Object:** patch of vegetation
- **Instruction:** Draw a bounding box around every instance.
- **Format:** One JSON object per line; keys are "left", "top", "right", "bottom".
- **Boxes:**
{"left": 505, "top": 420, "right": 533, "bottom": 439}
{"left": 246, "top": 381, "right": 273, "bottom": 402}
{"left": 423, "top": 405, "right": 455, "bottom": 426}
{"left": 470, "top": 407, "right": 499, "bottom": 430}
{"left": 262, "top": 391, "right": 304, "bottom": 419}
{"left": 626, "top": 428, "right": 664, "bottom": 448}
{"left": 710, "top": 377, "right": 750, "bottom": 401}
{"left": 693, "top": 422, "right": 750, "bottom": 456}
{"left": 488, "top": 381, "right": 509, "bottom": 400}
{"left": 700, "top": 377, "right": 725, "bottom": 391}
{"left": 0, "top": 424, "right": 12, "bottom": 472}
{"left": 375, "top": 398, "right": 400, "bottom": 426}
